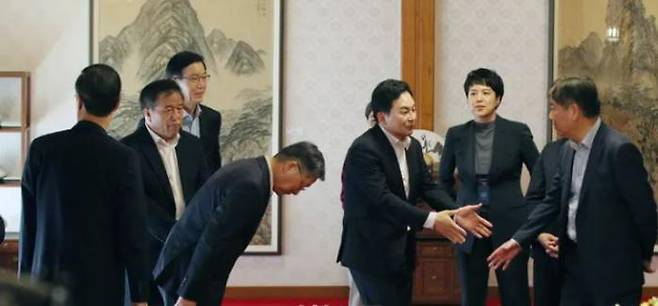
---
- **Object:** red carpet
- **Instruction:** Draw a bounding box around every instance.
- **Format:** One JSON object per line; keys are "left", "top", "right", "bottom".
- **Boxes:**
{"left": 223, "top": 298, "right": 503, "bottom": 306}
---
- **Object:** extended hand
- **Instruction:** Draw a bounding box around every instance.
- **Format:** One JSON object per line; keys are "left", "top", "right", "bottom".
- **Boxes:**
{"left": 132, "top": 303, "right": 148, "bottom": 306}
{"left": 454, "top": 204, "right": 492, "bottom": 238}
{"left": 644, "top": 259, "right": 656, "bottom": 273}
{"left": 175, "top": 297, "right": 197, "bottom": 306}
{"left": 433, "top": 210, "right": 467, "bottom": 244}
{"left": 537, "top": 233, "right": 559, "bottom": 258}
{"left": 487, "top": 239, "right": 521, "bottom": 270}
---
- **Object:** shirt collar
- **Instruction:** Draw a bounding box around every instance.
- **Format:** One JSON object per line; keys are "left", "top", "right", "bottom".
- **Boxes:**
{"left": 184, "top": 104, "right": 203, "bottom": 120}
{"left": 265, "top": 156, "right": 274, "bottom": 194}
{"left": 145, "top": 122, "right": 180, "bottom": 148}
{"left": 379, "top": 124, "right": 411, "bottom": 150}
{"left": 569, "top": 117, "right": 601, "bottom": 150}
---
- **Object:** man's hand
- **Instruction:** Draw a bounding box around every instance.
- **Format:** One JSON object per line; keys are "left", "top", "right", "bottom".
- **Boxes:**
{"left": 132, "top": 303, "right": 148, "bottom": 306}
{"left": 454, "top": 204, "right": 493, "bottom": 238}
{"left": 175, "top": 297, "right": 197, "bottom": 306}
{"left": 433, "top": 210, "right": 467, "bottom": 244}
{"left": 487, "top": 239, "right": 521, "bottom": 270}
{"left": 537, "top": 233, "right": 559, "bottom": 258}
{"left": 644, "top": 259, "right": 656, "bottom": 273}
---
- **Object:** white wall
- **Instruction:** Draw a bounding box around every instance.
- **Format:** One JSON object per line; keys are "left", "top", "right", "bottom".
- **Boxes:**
{"left": 0, "top": 0, "right": 87, "bottom": 235}
{"left": 434, "top": 0, "right": 549, "bottom": 148}
{"left": 0, "top": 0, "right": 402, "bottom": 286}
{"left": 228, "top": 0, "right": 401, "bottom": 286}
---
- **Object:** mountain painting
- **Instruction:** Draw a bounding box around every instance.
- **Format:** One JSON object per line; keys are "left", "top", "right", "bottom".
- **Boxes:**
{"left": 92, "top": 0, "right": 281, "bottom": 253}
{"left": 553, "top": 0, "right": 658, "bottom": 204}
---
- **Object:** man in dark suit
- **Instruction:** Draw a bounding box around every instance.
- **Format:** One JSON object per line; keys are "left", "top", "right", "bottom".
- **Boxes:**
{"left": 488, "top": 77, "right": 657, "bottom": 306}
{"left": 154, "top": 141, "right": 325, "bottom": 306}
{"left": 439, "top": 68, "right": 539, "bottom": 306}
{"left": 19, "top": 64, "right": 150, "bottom": 306}
{"left": 166, "top": 51, "right": 222, "bottom": 173}
{"left": 525, "top": 138, "right": 566, "bottom": 306}
{"left": 121, "top": 79, "right": 210, "bottom": 305}
{"left": 337, "top": 79, "right": 493, "bottom": 306}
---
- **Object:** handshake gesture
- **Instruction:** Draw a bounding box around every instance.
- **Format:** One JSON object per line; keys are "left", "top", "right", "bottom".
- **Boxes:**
{"left": 433, "top": 204, "right": 492, "bottom": 244}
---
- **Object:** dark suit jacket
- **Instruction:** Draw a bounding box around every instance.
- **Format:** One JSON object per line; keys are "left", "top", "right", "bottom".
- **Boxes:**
{"left": 439, "top": 116, "right": 538, "bottom": 251}
{"left": 121, "top": 122, "right": 209, "bottom": 267}
{"left": 153, "top": 157, "right": 271, "bottom": 301}
{"left": 199, "top": 104, "right": 222, "bottom": 174}
{"left": 526, "top": 139, "right": 567, "bottom": 238}
{"left": 337, "top": 126, "right": 458, "bottom": 276}
{"left": 19, "top": 121, "right": 150, "bottom": 306}
{"left": 513, "top": 122, "right": 657, "bottom": 298}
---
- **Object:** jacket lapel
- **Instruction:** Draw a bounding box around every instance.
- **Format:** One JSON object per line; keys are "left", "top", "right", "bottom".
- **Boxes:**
{"left": 137, "top": 124, "right": 175, "bottom": 202}
{"left": 175, "top": 136, "right": 193, "bottom": 204}
{"left": 371, "top": 126, "right": 407, "bottom": 199}
{"left": 577, "top": 123, "right": 606, "bottom": 211}
{"left": 463, "top": 121, "right": 476, "bottom": 178}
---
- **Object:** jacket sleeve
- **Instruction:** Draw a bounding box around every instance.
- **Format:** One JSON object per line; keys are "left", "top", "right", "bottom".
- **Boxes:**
{"left": 614, "top": 142, "right": 657, "bottom": 260}
{"left": 513, "top": 168, "right": 562, "bottom": 248}
{"left": 519, "top": 124, "right": 539, "bottom": 174}
{"left": 178, "top": 180, "right": 263, "bottom": 300}
{"left": 439, "top": 127, "right": 457, "bottom": 201}
{"left": 344, "top": 144, "right": 428, "bottom": 228}
{"left": 118, "top": 150, "right": 151, "bottom": 302}
{"left": 19, "top": 141, "right": 40, "bottom": 276}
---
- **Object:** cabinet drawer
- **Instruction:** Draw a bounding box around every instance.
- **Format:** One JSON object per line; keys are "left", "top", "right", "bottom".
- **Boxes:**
{"left": 418, "top": 242, "right": 452, "bottom": 258}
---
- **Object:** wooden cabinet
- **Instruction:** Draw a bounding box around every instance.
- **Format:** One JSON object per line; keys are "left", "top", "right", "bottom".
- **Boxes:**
{"left": 413, "top": 230, "right": 460, "bottom": 305}
{"left": 0, "top": 240, "right": 18, "bottom": 271}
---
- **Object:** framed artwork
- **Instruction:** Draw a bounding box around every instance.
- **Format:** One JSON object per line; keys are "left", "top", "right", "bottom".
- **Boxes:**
{"left": 550, "top": 0, "right": 658, "bottom": 247}
{"left": 91, "top": 0, "right": 282, "bottom": 254}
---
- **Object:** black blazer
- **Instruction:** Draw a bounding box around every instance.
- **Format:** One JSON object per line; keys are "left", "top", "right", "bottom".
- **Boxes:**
{"left": 439, "top": 116, "right": 539, "bottom": 251}
{"left": 19, "top": 121, "right": 150, "bottom": 306}
{"left": 153, "top": 157, "right": 271, "bottom": 300}
{"left": 337, "top": 126, "right": 458, "bottom": 275}
{"left": 513, "top": 123, "right": 657, "bottom": 298}
{"left": 121, "top": 122, "right": 209, "bottom": 265}
{"left": 525, "top": 139, "right": 567, "bottom": 237}
{"left": 199, "top": 104, "right": 222, "bottom": 174}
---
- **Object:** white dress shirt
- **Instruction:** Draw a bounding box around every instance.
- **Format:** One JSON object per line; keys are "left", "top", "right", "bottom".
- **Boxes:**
{"left": 566, "top": 118, "right": 601, "bottom": 242}
{"left": 379, "top": 125, "right": 437, "bottom": 229}
{"left": 146, "top": 124, "right": 186, "bottom": 220}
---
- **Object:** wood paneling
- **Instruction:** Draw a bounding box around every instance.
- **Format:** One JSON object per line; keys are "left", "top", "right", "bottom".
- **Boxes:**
{"left": 402, "top": 0, "right": 435, "bottom": 130}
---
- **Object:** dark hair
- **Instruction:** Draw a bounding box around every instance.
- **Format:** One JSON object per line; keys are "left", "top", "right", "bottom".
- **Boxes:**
{"left": 139, "top": 79, "right": 184, "bottom": 110}
{"left": 75, "top": 64, "right": 121, "bottom": 116}
{"left": 165, "top": 51, "right": 207, "bottom": 78}
{"left": 370, "top": 79, "right": 413, "bottom": 116}
{"left": 274, "top": 141, "right": 325, "bottom": 180}
{"left": 463, "top": 68, "right": 504, "bottom": 99}
{"left": 549, "top": 77, "right": 601, "bottom": 118}
{"left": 364, "top": 102, "right": 373, "bottom": 120}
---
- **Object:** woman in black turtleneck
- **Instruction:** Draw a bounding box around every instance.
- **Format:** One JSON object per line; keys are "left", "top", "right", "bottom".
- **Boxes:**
{"left": 439, "top": 68, "right": 539, "bottom": 306}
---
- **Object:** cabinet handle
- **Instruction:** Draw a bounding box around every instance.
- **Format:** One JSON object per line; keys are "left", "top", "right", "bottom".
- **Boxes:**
{"left": 431, "top": 275, "right": 437, "bottom": 280}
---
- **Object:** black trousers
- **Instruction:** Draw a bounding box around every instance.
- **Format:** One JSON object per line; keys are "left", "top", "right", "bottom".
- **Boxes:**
{"left": 350, "top": 269, "right": 412, "bottom": 306}
{"left": 456, "top": 236, "right": 531, "bottom": 306}
{"left": 532, "top": 242, "right": 561, "bottom": 306}
{"left": 560, "top": 239, "right": 641, "bottom": 306}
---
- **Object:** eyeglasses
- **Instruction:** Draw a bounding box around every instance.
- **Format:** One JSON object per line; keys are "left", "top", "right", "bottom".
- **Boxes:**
{"left": 178, "top": 74, "right": 211, "bottom": 83}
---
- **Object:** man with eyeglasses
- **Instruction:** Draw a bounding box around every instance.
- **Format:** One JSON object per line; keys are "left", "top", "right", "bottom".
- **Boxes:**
{"left": 121, "top": 79, "right": 210, "bottom": 306}
{"left": 166, "top": 51, "right": 222, "bottom": 174}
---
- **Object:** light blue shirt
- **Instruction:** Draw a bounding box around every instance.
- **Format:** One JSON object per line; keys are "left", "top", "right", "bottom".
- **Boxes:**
{"left": 182, "top": 105, "right": 202, "bottom": 137}
{"left": 566, "top": 118, "right": 601, "bottom": 242}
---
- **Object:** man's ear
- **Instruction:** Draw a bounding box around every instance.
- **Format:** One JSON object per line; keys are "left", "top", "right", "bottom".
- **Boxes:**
{"left": 376, "top": 111, "right": 385, "bottom": 123}
{"left": 75, "top": 95, "right": 83, "bottom": 110}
